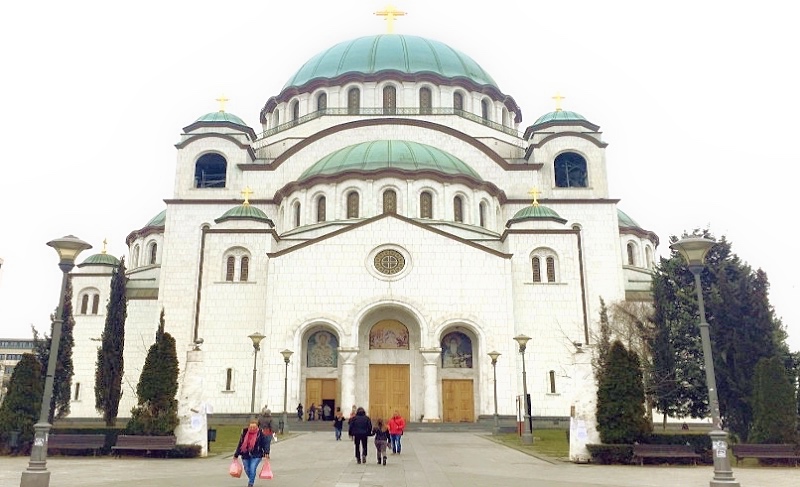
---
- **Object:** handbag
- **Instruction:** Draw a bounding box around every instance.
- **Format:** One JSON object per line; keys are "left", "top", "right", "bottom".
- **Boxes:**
{"left": 228, "top": 458, "right": 242, "bottom": 478}
{"left": 259, "top": 460, "right": 273, "bottom": 479}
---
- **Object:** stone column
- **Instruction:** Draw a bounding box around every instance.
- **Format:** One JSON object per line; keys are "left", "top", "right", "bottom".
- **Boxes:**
{"left": 420, "top": 348, "right": 442, "bottom": 422}
{"left": 175, "top": 348, "right": 208, "bottom": 457}
{"left": 568, "top": 346, "right": 600, "bottom": 463}
{"left": 339, "top": 348, "right": 359, "bottom": 412}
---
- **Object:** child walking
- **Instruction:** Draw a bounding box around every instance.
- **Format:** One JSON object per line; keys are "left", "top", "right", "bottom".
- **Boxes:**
{"left": 372, "top": 418, "right": 391, "bottom": 466}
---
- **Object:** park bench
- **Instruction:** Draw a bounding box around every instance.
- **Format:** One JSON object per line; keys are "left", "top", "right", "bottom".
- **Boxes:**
{"left": 47, "top": 434, "right": 106, "bottom": 456}
{"left": 632, "top": 444, "right": 701, "bottom": 465}
{"left": 731, "top": 444, "right": 800, "bottom": 466}
{"left": 111, "top": 435, "right": 176, "bottom": 457}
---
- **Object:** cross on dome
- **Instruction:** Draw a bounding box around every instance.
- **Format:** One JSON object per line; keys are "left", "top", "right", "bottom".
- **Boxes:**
{"left": 528, "top": 187, "right": 541, "bottom": 207}
{"left": 241, "top": 186, "right": 254, "bottom": 206}
{"left": 374, "top": 4, "right": 407, "bottom": 34}
{"left": 215, "top": 95, "right": 229, "bottom": 113}
{"left": 552, "top": 92, "right": 565, "bottom": 112}
{"left": 102, "top": 238, "right": 108, "bottom": 254}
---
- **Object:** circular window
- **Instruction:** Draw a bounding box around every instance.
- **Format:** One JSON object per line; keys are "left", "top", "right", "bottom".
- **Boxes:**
{"left": 374, "top": 249, "right": 406, "bottom": 275}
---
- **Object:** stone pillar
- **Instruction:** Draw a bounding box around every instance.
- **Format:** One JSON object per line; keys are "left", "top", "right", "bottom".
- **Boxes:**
{"left": 420, "top": 348, "right": 442, "bottom": 422}
{"left": 339, "top": 348, "right": 359, "bottom": 412}
{"left": 175, "top": 348, "right": 208, "bottom": 457}
{"left": 568, "top": 346, "right": 600, "bottom": 463}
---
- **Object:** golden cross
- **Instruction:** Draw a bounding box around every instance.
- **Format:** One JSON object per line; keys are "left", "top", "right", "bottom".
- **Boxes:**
{"left": 102, "top": 238, "right": 108, "bottom": 254}
{"left": 216, "top": 95, "right": 229, "bottom": 112}
{"left": 528, "top": 187, "right": 541, "bottom": 207}
{"left": 374, "top": 4, "right": 407, "bottom": 34}
{"left": 241, "top": 186, "right": 254, "bottom": 206}
{"left": 552, "top": 92, "right": 565, "bottom": 112}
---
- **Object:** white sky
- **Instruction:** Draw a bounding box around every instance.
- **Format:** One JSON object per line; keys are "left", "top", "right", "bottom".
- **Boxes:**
{"left": 1, "top": 1, "right": 798, "bottom": 349}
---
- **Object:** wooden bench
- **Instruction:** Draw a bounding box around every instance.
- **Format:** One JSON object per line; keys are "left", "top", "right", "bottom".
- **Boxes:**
{"left": 111, "top": 435, "right": 176, "bottom": 457}
{"left": 633, "top": 444, "right": 701, "bottom": 465}
{"left": 731, "top": 444, "right": 800, "bottom": 466}
{"left": 47, "top": 434, "right": 106, "bottom": 455}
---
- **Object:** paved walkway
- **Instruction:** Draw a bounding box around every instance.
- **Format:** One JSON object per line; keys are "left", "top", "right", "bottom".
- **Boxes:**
{"left": 1, "top": 432, "right": 796, "bottom": 486}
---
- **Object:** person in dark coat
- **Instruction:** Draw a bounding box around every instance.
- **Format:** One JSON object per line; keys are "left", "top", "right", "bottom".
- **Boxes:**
{"left": 234, "top": 418, "right": 271, "bottom": 487}
{"left": 372, "top": 418, "right": 391, "bottom": 465}
{"left": 296, "top": 403, "right": 304, "bottom": 421}
{"left": 348, "top": 406, "right": 373, "bottom": 464}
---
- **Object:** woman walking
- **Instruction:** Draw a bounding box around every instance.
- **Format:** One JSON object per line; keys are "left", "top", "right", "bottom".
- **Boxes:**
{"left": 372, "top": 418, "right": 391, "bottom": 465}
{"left": 348, "top": 407, "right": 372, "bottom": 464}
{"left": 234, "top": 418, "right": 270, "bottom": 487}
{"left": 333, "top": 407, "right": 345, "bottom": 441}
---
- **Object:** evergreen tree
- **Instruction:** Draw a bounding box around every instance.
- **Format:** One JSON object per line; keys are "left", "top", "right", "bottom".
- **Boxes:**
{"left": 593, "top": 297, "right": 612, "bottom": 376}
{"left": 127, "top": 309, "right": 180, "bottom": 435}
{"left": 596, "top": 340, "right": 651, "bottom": 444}
{"left": 95, "top": 257, "right": 127, "bottom": 426}
{"left": 749, "top": 356, "right": 797, "bottom": 443}
{"left": 0, "top": 354, "right": 43, "bottom": 450}
{"left": 32, "top": 275, "right": 76, "bottom": 422}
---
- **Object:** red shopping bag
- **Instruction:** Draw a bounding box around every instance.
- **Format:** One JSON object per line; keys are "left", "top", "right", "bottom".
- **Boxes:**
{"left": 228, "top": 458, "right": 242, "bottom": 478}
{"left": 259, "top": 460, "right": 273, "bottom": 480}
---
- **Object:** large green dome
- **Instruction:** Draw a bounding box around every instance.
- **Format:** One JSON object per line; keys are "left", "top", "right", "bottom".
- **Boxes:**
{"left": 299, "top": 140, "right": 482, "bottom": 181}
{"left": 283, "top": 34, "right": 498, "bottom": 91}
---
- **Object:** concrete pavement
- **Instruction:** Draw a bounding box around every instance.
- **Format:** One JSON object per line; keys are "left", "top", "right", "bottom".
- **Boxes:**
{"left": 1, "top": 431, "right": 796, "bottom": 486}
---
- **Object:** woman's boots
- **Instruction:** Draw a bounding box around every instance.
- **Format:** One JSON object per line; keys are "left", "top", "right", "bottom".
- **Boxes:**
{"left": 382, "top": 456, "right": 387, "bottom": 466}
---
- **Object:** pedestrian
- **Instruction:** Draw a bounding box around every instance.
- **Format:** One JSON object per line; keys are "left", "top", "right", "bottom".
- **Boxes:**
{"left": 258, "top": 407, "right": 275, "bottom": 447}
{"left": 348, "top": 404, "right": 357, "bottom": 439}
{"left": 348, "top": 406, "right": 372, "bottom": 464}
{"left": 322, "top": 403, "right": 332, "bottom": 421}
{"left": 233, "top": 418, "right": 270, "bottom": 487}
{"left": 388, "top": 409, "right": 406, "bottom": 454}
{"left": 296, "top": 403, "right": 303, "bottom": 421}
{"left": 308, "top": 403, "right": 317, "bottom": 421}
{"left": 372, "top": 418, "right": 390, "bottom": 465}
{"left": 333, "top": 407, "right": 345, "bottom": 441}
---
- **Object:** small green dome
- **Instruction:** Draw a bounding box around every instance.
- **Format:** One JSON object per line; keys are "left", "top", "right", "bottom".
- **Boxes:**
{"left": 532, "top": 110, "right": 586, "bottom": 126}
{"left": 195, "top": 111, "right": 248, "bottom": 126}
{"left": 617, "top": 209, "right": 641, "bottom": 229}
{"left": 145, "top": 210, "right": 166, "bottom": 228}
{"left": 507, "top": 204, "right": 567, "bottom": 226}
{"left": 79, "top": 253, "right": 120, "bottom": 267}
{"left": 284, "top": 34, "right": 498, "bottom": 91}
{"left": 299, "top": 140, "right": 482, "bottom": 182}
{"left": 215, "top": 204, "right": 273, "bottom": 224}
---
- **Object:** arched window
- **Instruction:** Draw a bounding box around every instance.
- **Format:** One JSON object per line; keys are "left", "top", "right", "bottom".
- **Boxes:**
{"left": 347, "top": 88, "right": 360, "bottom": 114}
{"left": 346, "top": 192, "right": 359, "bottom": 218}
{"left": 194, "top": 153, "right": 227, "bottom": 188}
{"left": 383, "top": 190, "right": 397, "bottom": 214}
{"left": 420, "top": 191, "right": 433, "bottom": 218}
{"left": 73, "top": 382, "right": 81, "bottom": 401}
{"left": 453, "top": 92, "right": 464, "bottom": 111}
{"left": 479, "top": 202, "right": 487, "bottom": 228}
{"left": 532, "top": 257, "right": 542, "bottom": 283}
{"left": 453, "top": 196, "right": 464, "bottom": 222}
{"left": 132, "top": 245, "right": 139, "bottom": 269}
{"left": 549, "top": 370, "right": 557, "bottom": 393}
{"left": 546, "top": 257, "right": 556, "bottom": 282}
{"left": 317, "top": 93, "right": 327, "bottom": 111}
{"left": 627, "top": 242, "right": 636, "bottom": 266}
{"left": 91, "top": 294, "right": 100, "bottom": 314}
{"left": 293, "top": 202, "right": 301, "bottom": 227}
{"left": 291, "top": 100, "right": 299, "bottom": 121}
{"left": 240, "top": 256, "right": 249, "bottom": 282}
{"left": 149, "top": 243, "right": 157, "bottom": 265}
{"left": 317, "top": 196, "right": 326, "bottom": 222}
{"left": 383, "top": 85, "right": 396, "bottom": 114}
{"left": 481, "top": 99, "right": 490, "bottom": 121}
{"left": 419, "top": 87, "right": 432, "bottom": 114}
{"left": 502, "top": 108, "right": 509, "bottom": 126}
{"left": 226, "top": 256, "right": 235, "bottom": 281}
{"left": 554, "top": 152, "right": 588, "bottom": 188}
{"left": 80, "top": 294, "right": 89, "bottom": 314}
{"left": 645, "top": 246, "right": 653, "bottom": 269}
{"left": 225, "top": 368, "right": 233, "bottom": 391}
{"left": 272, "top": 111, "right": 279, "bottom": 127}
{"left": 532, "top": 249, "right": 559, "bottom": 283}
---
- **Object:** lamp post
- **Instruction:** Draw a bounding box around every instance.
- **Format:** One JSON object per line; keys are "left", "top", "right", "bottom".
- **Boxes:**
{"left": 248, "top": 332, "right": 265, "bottom": 414}
{"left": 21, "top": 235, "right": 91, "bottom": 487}
{"left": 670, "top": 236, "right": 739, "bottom": 487}
{"left": 280, "top": 349, "right": 293, "bottom": 434}
{"left": 513, "top": 334, "right": 533, "bottom": 445}
{"left": 488, "top": 351, "right": 501, "bottom": 435}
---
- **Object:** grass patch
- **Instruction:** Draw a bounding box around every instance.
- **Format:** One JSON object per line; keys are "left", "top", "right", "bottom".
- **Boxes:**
{"left": 490, "top": 430, "right": 569, "bottom": 459}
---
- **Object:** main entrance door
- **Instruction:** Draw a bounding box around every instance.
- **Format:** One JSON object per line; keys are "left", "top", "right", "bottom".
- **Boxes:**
{"left": 442, "top": 379, "right": 474, "bottom": 422}
{"left": 369, "top": 365, "right": 409, "bottom": 421}
{"left": 306, "top": 379, "right": 337, "bottom": 420}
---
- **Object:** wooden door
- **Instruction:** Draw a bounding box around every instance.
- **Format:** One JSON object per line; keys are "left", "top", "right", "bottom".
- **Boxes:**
{"left": 442, "top": 379, "right": 474, "bottom": 422}
{"left": 369, "top": 365, "right": 409, "bottom": 422}
{"left": 306, "top": 379, "right": 337, "bottom": 419}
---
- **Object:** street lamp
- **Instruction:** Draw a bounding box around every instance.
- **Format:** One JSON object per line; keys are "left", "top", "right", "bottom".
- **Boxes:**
{"left": 488, "top": 351, "right": 501, "bottom": 435}
{"left": 280, "top": 349, "right": 293, "bottom": 434}
{"left": 248, "top": 332, "right": 265, "bottom": 414}
{"left": 21, "top": 235, "right": 91, "bottom": 487}
{"left": 670, "top": 236, "right": 739, "bottom": 487}
{"left": 513, "top": 334, "right": 533, "bottom": 445}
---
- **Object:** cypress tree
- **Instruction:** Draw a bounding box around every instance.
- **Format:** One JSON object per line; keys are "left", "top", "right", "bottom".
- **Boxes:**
{"left": 95, "top": 257, "right": 127, "bottom": 426}
{"left": 0, "top": 354, "right": 43, "bottom": 449}
{"left": 749, "top": 356, "right": 797, "bottom": 443}
{"left": 596, "top": 340, "right": 651, "bottom": 444}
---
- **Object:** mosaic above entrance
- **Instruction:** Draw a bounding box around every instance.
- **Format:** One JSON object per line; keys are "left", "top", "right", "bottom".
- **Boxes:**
{"left": 369, "top": 320, "right": 410, "bottom": 349}
{"left": 307, "top": 330, "right": 338, "bottom": 367}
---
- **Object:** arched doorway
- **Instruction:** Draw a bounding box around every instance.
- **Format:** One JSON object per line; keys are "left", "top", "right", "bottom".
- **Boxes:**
{"left": 367, "top": 319, "right": 410, "bottom": 422}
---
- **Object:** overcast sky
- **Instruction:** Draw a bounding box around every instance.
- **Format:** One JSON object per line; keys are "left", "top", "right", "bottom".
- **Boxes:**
{"left": 1, "top": 1, "right": 797, "bottom": 349}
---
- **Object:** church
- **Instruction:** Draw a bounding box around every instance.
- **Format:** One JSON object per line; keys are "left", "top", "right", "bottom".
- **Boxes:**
{"left": 65, "top": 14, "right": 659, "bottom": 434}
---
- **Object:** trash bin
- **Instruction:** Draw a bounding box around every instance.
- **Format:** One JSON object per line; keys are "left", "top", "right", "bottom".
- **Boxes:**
{"left": 207, "top": 429, "right": 217, "bottom": 452}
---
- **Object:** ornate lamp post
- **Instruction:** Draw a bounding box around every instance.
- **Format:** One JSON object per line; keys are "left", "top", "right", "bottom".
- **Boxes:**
{"left": 670, "top": 236, "right": 739, "bottom": 487}
{"left": 21, "top": 235, "right": 91, "bottom": 487}
{"left": 488, "top": 351, "right": 501, "bottom": 435}
{"left": 513, "top": 334, "right": 533, "bottom": 445}
{"left": 280, "top": 349, "right": 293, "bottom": 434}
{"left": 248, "top": 332, "right": 265, "bottom": 414}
